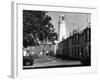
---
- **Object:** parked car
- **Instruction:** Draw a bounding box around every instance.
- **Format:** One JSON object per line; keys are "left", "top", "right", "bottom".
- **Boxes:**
{"left": 23, "top": 55, "right": 34, "bottom": 66}
{"left": 23, "top": 50, "right": 34, "bottom": 66}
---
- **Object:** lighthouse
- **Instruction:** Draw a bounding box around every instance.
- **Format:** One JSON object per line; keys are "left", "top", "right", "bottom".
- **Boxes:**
{"left": 54, "top": 14, "right": 68, "bottom": 55}
{"left": 58, "top": 14, "right": 68, "bottom": 42}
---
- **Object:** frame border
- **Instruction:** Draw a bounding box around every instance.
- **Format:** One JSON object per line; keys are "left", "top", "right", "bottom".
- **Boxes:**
{"left": 11, "top": 1, "right": 97, "bottom": 78}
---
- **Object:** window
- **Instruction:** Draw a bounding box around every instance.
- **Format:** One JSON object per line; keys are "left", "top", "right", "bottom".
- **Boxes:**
{"left": 72, "top": 36, "right": 75, "bottom": 44}
{"left": 78, "top": 47, "right": 80, "bottom": 56}
{"left": 87, "top": 29, "right": 90, "bottom": 41}
{"left": 72, "top": 48, "right": 73, "bottom": 56}
{"left": 85, "top": 28, "right": 91, "bottom": 42}
{"left": 89, "top": 45, "right": 91, "bottom": 57}
{"left": 76, "top": 33, "right": 79, "bottom": 43}
{"left": 49, "top": 45, "right": 51, "bottom": 47}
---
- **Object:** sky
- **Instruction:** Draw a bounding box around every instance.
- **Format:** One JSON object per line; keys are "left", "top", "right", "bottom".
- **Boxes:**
{"left": 46, "top": 11, "right": 91, "bottom": 34}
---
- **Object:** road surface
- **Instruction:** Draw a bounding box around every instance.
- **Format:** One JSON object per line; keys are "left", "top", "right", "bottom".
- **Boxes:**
{"left": 23, "top": 54, "right": 82, "bottom": 69}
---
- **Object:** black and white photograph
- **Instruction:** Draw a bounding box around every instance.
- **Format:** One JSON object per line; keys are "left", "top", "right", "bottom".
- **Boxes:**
{"left": 23, "top": 10, "right": 91, "bottom": 69}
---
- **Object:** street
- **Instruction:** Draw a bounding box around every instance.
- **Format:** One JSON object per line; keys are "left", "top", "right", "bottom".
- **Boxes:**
{"left": 23, "top": 54, "right": 82, "bottom": 69}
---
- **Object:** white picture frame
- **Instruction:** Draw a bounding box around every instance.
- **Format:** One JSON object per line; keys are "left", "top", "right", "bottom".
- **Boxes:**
{"left": 11, "top": 1, "right": 97, "bottom": 78}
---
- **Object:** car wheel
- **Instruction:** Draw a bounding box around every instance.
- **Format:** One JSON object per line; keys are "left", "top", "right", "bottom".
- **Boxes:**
{"left": 25, "top": 61, "right": 30, "bottom": 66}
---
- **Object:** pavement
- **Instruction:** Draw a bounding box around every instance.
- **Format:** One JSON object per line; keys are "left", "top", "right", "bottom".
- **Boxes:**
{"left": 23, "top": 54, "right": 82, "bottom": 69}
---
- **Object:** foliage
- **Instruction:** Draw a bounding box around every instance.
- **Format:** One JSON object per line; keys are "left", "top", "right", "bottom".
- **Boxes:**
{"left": 23, "top": 10, "right": 57, "bottom": 47}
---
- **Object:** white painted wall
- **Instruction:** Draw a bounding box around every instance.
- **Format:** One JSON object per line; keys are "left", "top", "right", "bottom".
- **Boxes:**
{"left": 0, "top": 0, "right": 100, "bottom": 80}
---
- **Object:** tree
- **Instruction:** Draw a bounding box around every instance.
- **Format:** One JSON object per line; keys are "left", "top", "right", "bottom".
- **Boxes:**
{"left": 23, "top": 10, "right": 57, "bottom": 47}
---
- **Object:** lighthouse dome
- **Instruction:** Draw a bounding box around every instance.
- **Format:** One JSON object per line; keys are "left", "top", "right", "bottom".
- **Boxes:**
{"left": 60, "top": 14, "right": 65, "bottom": 21}
{"left": 61, "top": 14, "right": 64, "bottom": 17}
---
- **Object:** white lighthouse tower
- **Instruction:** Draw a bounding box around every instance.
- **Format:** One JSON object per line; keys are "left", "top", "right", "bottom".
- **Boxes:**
{"left": 58, "top": 14, "right": 68, "bottom": 42}
{"left": 54, "top": 14, "right": 69, "bottom": 55}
